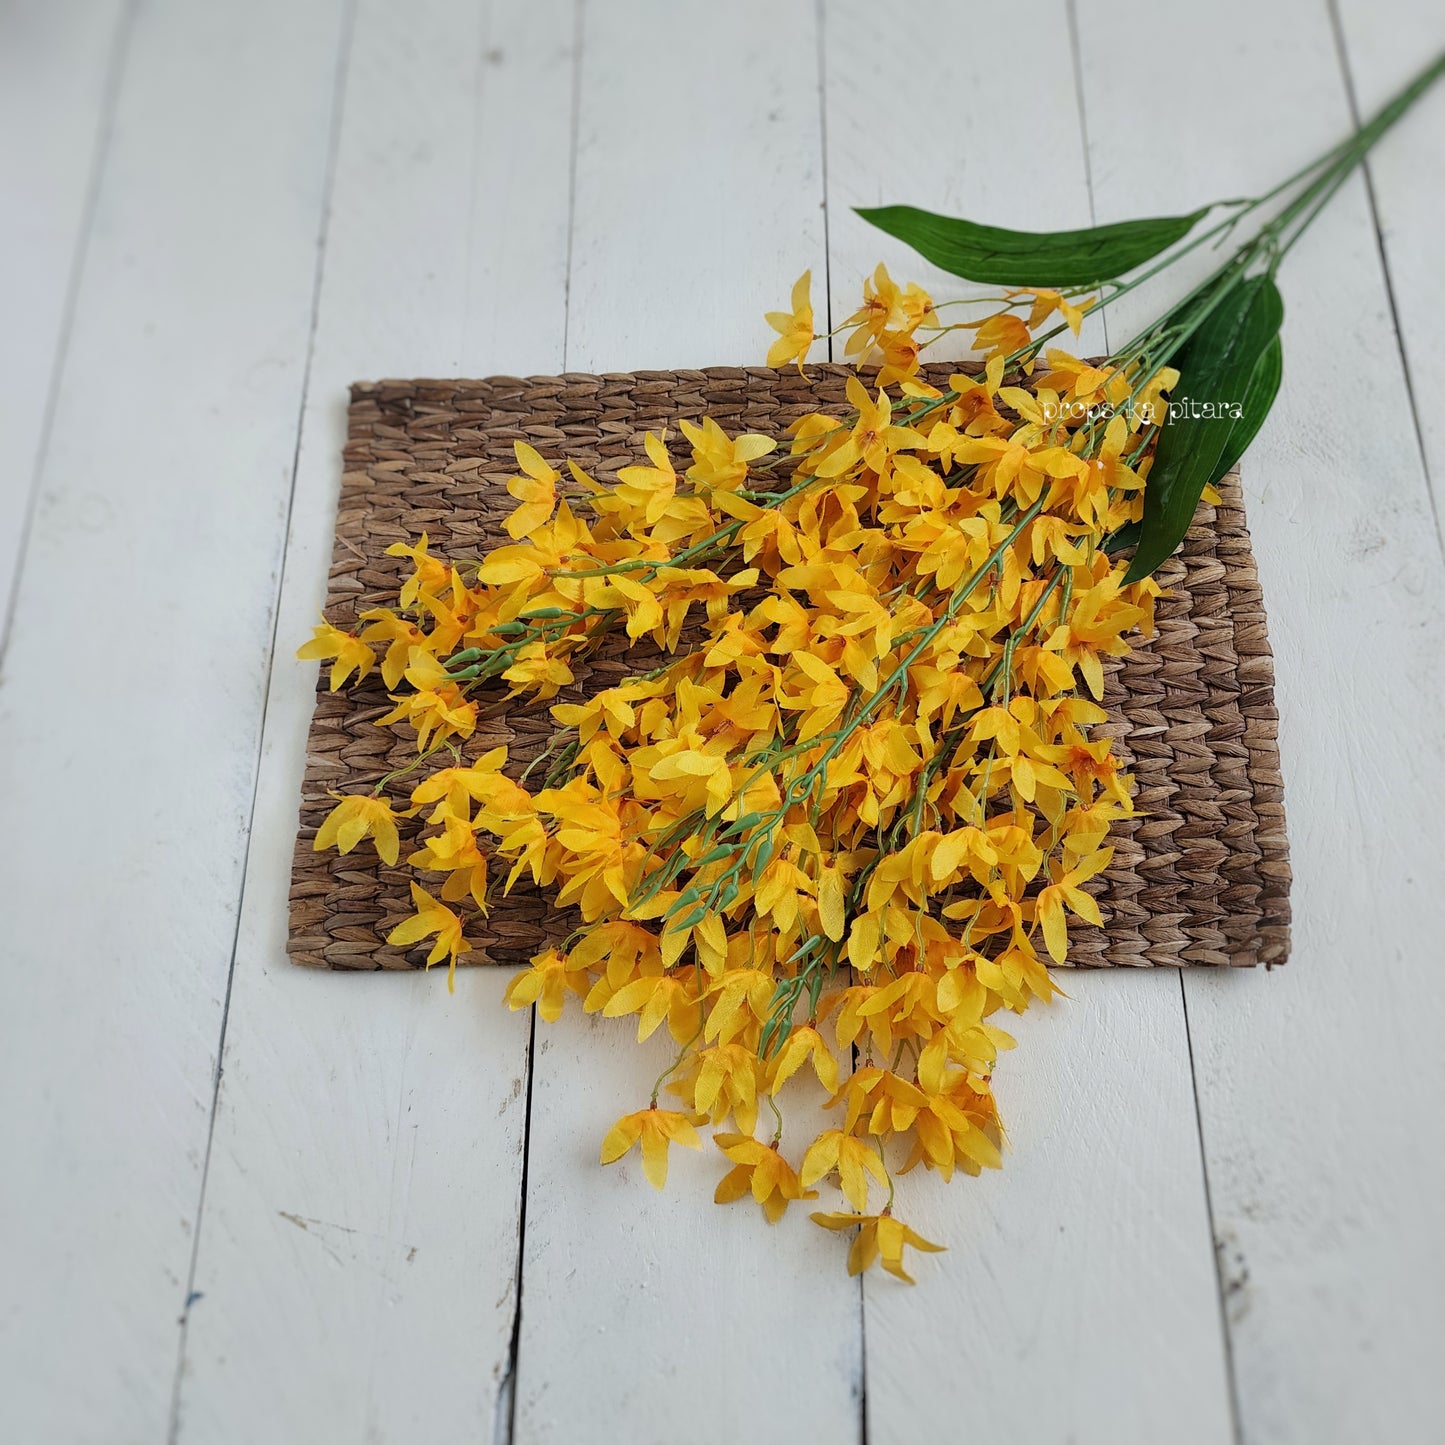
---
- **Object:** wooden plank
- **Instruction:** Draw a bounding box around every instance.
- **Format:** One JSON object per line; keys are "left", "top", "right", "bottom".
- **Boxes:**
{"left": 509, "top": 5, "right": 864, "bottom": 1442}
{"left": 561, "top": 0, "right": 825, "bottom": 375}
{"left": 0, "top": 0, "right": 126, "bottom": 636}
{"left": 0, "top": 2, "right": 349, "bottom": 1439}
{"left": 1332, "top": 0, "right": 1445, "bottom": 529}
{"left": 822, "top": 5, "right": 1234, "bottom": 1439}
{"left": 1076, "top": 1, "right": 1445, "bottom": 1440}
{"left": 171, "top": 2, "right": 577, "bottom": 1440}
{"left": 866, "top": 972, "right": 1233, "bottom": 1441}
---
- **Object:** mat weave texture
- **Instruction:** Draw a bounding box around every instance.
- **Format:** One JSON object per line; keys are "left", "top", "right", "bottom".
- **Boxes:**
{"left": 288, "top": 366, "right": 1292, "bottom": 971}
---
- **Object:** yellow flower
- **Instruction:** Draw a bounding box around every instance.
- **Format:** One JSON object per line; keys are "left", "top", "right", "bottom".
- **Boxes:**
{"left": 646, "top": 739, "right": 736, "bottom": 817}
{"left": 504, "top": 946, "right": 585, "bottom": 1022}
{"left": 713, "top": 1134, "right": 817, "bottom": 1223}
{"left": 600, "top": 1107, "right": 702, "bottom": 1189}
{"left": 410, "top": 821, "right": 490, "bottom": 911}
{"left": 356, "top": 609, "right": 427, "bottom": 688}
{"left": 676, "top": 1044, "right": 763, "bottom": 1135}
{"left": 905, "top": 1067, "right": 1005, "bottom": 1181}
{"left": 408, "top": 747, "right": 510, "bottom": 821}
{"left": 385, "top": 882, "right": 469, "bottom": 990}
{"left": 681, "top": 417, "right": 775, "bottom": 492}
{"left": 814, "top": 376, "right": 921, "bottom": 479}
{"left": 1036, "top": 348, "right": 1113, "bottom": 401}
{"left": 765, "top": 269, "right": 814, "bottom": 371}
{"left": 313, "top": 793, "right": 400, "bottom": 866}
{"left": 500, "top": 643, "right": 575, "bottom": 701}
{"left": 614, "top": 431, "right": 680, "bottom": 528}
{"left": 769, "top": 1025, "right": 840, "bottom": 1093}
{"left": 874, "top": 328, "right": 924, "bottom": 386}
{"left": 1006, "top": 287, "right": 1093, "bottom": 335}
{"left": 968, "top": 310, "right": 1033, "bottom": 367}
{"left": 384, "top": 533, "right": 449, "bottom": 608}
{"left": 296, "top": 620, "right": 374, "bottom": 691}
{"left": 841, "top": 263, "right": 936, "bottom": 356}
{"left": 1041, "top": 572, "right": 1144, "bottom": 699}
{"left": 1125, "top": 361, "right": 1179, "bottom": 429}
{"left": 375, "top": 649, "right": 479, "bottom": 749}
{"left": 1032, "top": 848, "right": 1111, "bottom": 963}
{"left": 601, "top": 972, "right": 702, "bottom": 1043}
{"left": 810, "top": 1211, "right": 946, "bottom": 1283}
{"left": 702, "top": 968, "right": 776, "bottom": 1045}
{"left": 799, "top": 1129, "right": 890, "bottom": 1212}
{"left": 503, "top": 442, "right": 559, "bottom": 539}
{"left": 938, "top": 357, "right": 1008, "bottom": 437}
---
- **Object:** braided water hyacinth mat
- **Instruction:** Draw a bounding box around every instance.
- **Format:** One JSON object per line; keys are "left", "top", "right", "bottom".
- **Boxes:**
{"left": 288, "top": 366, "right": 1291, "bottom": 972}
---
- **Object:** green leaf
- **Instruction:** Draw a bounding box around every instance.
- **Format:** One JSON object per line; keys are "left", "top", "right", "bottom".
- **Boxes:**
{"left": 1109, "top": 333, "right": 1280, "bottom": 559}
{"left": 1102, "top": 520, "right": 1140, "bottom": 556}
{"left": 1209, "top": 334, "right": 1282, "bottom": 486}
{"left": 854, "top": 204, "right": 1210, "bottom": 288}
{"left": 1124, "top": 276, "right": 1284, "bottom": 583}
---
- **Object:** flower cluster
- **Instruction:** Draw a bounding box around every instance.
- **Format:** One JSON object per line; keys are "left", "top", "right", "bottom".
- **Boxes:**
{"left": 302, "top": 269, "right": 1169, "bottom": 1282}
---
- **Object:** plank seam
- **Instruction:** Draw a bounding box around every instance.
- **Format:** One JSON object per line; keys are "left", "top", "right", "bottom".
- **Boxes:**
{"left": 1070, "top": 9, "right": 1237, "bottom": 1433}
{"left": 1065, "top": 0, "right": 1109, "bottom": 356}
{"left": 807, "top": 8, "right": 867, "bottom": 1431}
{"left": 505, "top": 8, "right": 587, "bottom": 1436}
{"left": 558, "top": 0, "right": 586, "bottom": 375}
{"left": 0, "top": 0, "right": 137, "bottom": 662}
{"left": 855, "top": 1043, "right": 870, "bottom": 1445}
{"left": 496, "top": 1009, "right": 538, "bottom": 1445}
{"left": 1323, "top": 0, "right": 1445, "bottom": 566}
{"left": 1179, "top": 973, "right": 1244, "bottom": 1444}
{"left": 163, "top": 4, "right": 360, "bottom": 1437}
{"left": 814, "top": 0, "right": 834, "bottom": 362}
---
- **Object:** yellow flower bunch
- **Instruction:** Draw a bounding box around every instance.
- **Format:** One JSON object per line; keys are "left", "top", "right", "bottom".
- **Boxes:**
{"left": 294, "top": 55, "right": 1445, "bottom": 1279}
{"left": 302, "top": 268, "right": 1175, "bottom": 1282}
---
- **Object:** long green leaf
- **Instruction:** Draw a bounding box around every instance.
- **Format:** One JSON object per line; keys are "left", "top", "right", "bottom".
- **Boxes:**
{"left": 1124, "top": 276, "right": 1284, "bottom": 583}
{"left": 854, "top": 204, "right": 1209, "bottom": 287}
{"left": 1102, "top": 520, "right": 1140, "bottom": 556}
{"left": 1210, "top": 333, "right": 1282, "bottom": 485}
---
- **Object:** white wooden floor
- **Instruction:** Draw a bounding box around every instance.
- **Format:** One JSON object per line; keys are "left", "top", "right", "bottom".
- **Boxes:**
{"left": 3, "top": 3, "right": 1444, "bottom": 1442}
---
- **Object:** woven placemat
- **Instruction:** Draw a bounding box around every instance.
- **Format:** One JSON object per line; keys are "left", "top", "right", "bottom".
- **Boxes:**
{"left": 288, "top": 366, "right": 1291, "bottom": 971}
